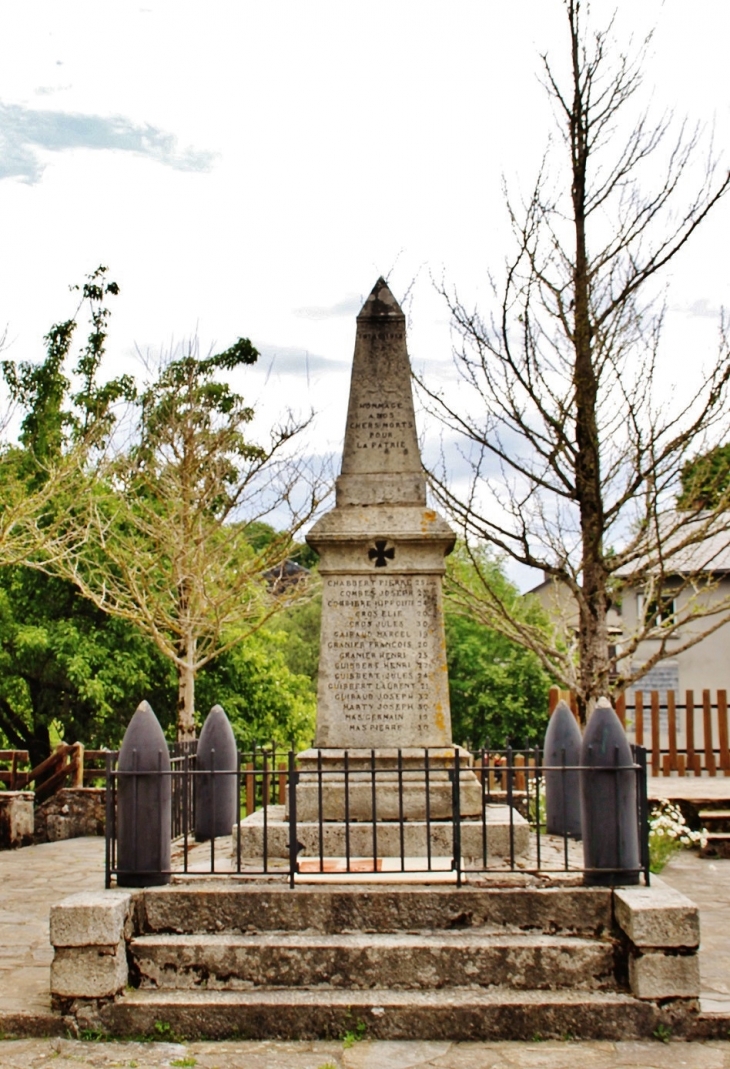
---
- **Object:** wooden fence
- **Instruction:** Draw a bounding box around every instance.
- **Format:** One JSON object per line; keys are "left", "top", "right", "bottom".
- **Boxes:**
{"left": 0, "top": 744, "right": 111, "bottom": 801}
{"left": 549, "top": 686, "right": 730, "bottom": 777}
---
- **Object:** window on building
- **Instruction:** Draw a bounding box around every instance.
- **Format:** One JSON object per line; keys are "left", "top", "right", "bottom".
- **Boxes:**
{"left": 637, "top": 591, "right": 677, "bottom": 630}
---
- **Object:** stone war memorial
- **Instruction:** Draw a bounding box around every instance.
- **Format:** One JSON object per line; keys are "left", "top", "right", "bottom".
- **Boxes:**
{"left": 297, "top": 278, "right": 485, "bottom": 826}
{"left": 47, "top": 280, "right": 712, "bottom": 1043}
{"left": 236, "top": 276, "right": 522, "bottom": 860}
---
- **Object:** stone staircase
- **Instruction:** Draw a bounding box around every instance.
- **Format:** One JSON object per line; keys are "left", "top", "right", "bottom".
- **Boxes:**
{"left": 94, "top": 882, "right": 675, "bottom": 1040}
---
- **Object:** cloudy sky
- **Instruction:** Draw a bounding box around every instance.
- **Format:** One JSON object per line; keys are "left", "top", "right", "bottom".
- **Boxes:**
{"left": 1, "top": 2, "right": 729, "bottom": 586}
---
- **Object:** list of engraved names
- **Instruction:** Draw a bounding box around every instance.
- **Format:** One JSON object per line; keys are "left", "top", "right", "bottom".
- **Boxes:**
{"left": 320, "top": 574, "right": 446, "bottom": 744}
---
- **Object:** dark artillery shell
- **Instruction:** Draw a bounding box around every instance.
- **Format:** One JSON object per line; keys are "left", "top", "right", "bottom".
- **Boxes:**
{"left": 580, "top": 699, "right": 640, "bottom": 886}
{"left": 195, "top": 704, "right": 238, "bottom": 841}
{"left": 117, "top": 700, "right": 171, "bottom": 887}
{"left": 543, "top": 699, "right": 582, "bottom": 838}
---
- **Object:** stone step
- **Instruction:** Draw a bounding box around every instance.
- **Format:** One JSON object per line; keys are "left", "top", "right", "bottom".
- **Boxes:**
{"left": 130, "top": 930, "right": 615, "bottom": 992}
{"left": 100, "top": 986, "right": 661, "bottom": 1041}
{"left": 138, "top": 883, "right": 613, "bottom": 937}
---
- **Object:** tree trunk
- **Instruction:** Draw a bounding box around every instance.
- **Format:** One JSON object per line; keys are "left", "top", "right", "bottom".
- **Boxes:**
{"left": 176, "top": 635, "right": 197, "bottom": 741}
{"left": 570, "top": 0, "right": 610, "bottom": 719}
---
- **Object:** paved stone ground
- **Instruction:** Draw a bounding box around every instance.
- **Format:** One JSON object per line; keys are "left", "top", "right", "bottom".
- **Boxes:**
{"left": 1, "top": 1037, "right": 730, "bottom": 1068}
{"left": 0, "top": 835, "right": 728, "bottom": 1066}
{"left": 0, "top": 837, "right": 105, "bottom": 1024}
{"left": 661, "top": 853, "right": 730, "bottom": 1015}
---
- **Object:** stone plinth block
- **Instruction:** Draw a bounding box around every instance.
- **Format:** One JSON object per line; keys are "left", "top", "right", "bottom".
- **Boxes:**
{"left": 291, "top": 748, "right": 483, "bottom": 821}
{"left": 51, "top": 939, "right": 128, "bottom": 999}
{"left": 0, "top": 791, "right": 34, "bottom": 849}
{"left": 310, "top": 569, "right": 454, "bottom": 751}
{"left": 233, "top": 804, "right": 529, "bottom": 860}
{"left": 614, "top": 884, "right": 699, "bottom": 948}
{"left": 628, "top": 950, "right": 700, "bottom": 999}
{"left": 50, "top": 890, "right": 134, "bottom": 948}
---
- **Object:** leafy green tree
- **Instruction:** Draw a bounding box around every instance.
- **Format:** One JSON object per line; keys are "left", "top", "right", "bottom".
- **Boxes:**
{"left": 0, "top": 267, "right": 132, "bottom": 568}
{"left": 444, "top": 544, "right": 552, "bottom": 747}
{"left": 0, "top": 566, "right": 175, "bottom": 765}
{"left": 44, "top": 337, "right": 325, "bottom": 739}
{"left": 196, "top": 629, "right": 315, "bottom": 751}
{"left": 272, "top": 593, "right": 322, "bottom": 687}
{"left": 678, "top": 443, "right": 730, "bottom": 510}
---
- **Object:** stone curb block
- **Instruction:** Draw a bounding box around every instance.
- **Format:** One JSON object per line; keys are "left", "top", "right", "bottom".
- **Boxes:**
{"left": 50, "top": 890, "right": 136, "bottom": 1002}
{"left": 613, "top": 883, "right": 699, "bottom": 948}
{"left": 628, "top": 950, "right": 701, "bottom": 999}
{"left": 50, "top": 890, "right": 133, "bottom": 947}
{"left": 51, "top": 940, "right": 128, "bottom": 999}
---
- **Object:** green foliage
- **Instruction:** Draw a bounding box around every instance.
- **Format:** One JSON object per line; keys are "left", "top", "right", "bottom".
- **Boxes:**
{"left": 76, "top": 1027, "right": 108, "bottom": 1042}
{"left": 341, "top": 1018, "right": 367, "bottom": 1047}
{"left": 195, "top": 628, "right": 315, "bottom": 750}
{"left": 653, "top": 1023, "right": 672, "bottom": 1044}
{"left": 0, "top": 574, "right": 317, "bottom": 760}
{"left": 445, "top": 546, "right": 552, "bottom": 747}
{"left": 0, "top": 566, "right": 175, "bottom": 763}
{"left": 2, "top": 266, "right": 133, "bottom": 467}
{"left": 272, "top": 592, "right": 322, "bottom": 685}
{"left": 678, "top": 442, "right": 730, "bottom": 510}
{"left": 648, "top": 800, "right": 707, "bottom": 873}
{"left": 446, "top": 612, "right": 551, "bottom": 748}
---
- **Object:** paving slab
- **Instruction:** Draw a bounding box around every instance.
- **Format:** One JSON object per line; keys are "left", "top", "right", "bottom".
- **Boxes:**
{"left": 661, "top": 853, "right": 730, "bottom": 1015}
{"left": 0, "top": 1038, "right": 730, "bottom": 1069}
{"left": 648, "top": 777, "right": 730, "bottom": 802}
{"left": 0, "top": 837, "right": 105, "bottom": 1022}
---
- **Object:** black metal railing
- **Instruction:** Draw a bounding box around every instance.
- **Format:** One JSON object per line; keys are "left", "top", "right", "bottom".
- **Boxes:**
{"left": 104, "top": 744, "right": 649, "bottom": 889}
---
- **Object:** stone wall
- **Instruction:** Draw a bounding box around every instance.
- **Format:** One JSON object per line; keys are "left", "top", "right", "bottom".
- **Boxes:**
{"left": 0, "top": 791, "right": 34, "bottom": 849}
{"left": 34, "top": 787, "right": 106, "bottom": 843}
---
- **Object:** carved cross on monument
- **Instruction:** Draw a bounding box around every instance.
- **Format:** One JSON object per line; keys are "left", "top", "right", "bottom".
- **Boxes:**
{"left": 368, "top": 540, "right": 395, "bottom": 567}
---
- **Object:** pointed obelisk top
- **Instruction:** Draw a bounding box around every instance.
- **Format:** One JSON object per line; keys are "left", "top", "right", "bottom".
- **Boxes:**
{"left": 336, "top": 278, "right": 426, "bottom": 506}
{"left": 357, "top": 277, "right": 404, "bottom": 320}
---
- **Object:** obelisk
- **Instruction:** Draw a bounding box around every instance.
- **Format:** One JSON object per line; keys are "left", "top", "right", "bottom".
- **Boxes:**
{"left": 298, "top": 278, "right": 481, "bottom": 820}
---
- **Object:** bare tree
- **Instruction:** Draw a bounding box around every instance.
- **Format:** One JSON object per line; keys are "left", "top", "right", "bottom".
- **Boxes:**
{"left": 418, "top": 0, "right": 730, "bottom": 717}
{"left": 43, "top": 338, "right": 328, "bottom": 739}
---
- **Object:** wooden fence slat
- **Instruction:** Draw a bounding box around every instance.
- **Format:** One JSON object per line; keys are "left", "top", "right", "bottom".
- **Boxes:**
{"left": 245, "top": 763, "right": 255, "bottom": 816}
{"left": 717, "top": 689, "right": 730, "bottom": 776}
{"left": 667, "top": 691, "right": 678, "bottom": 773}
{"left": 548, "top": 686, "right": 560, "bottom": 716}
{"left": 703, "top": 689, "right": 717, "bottom": 776}
{"left": 635, "top": 691, "right": 644, "bottom": 746}
{"left": 686, "top": 691, "right": 695, "bottom": 773}
{"left": 277, "top": 762, "right": 287, "bottom": 805}
{"left": 717, "top": 689, "right": 730, "bottom": 777}
{"left": 616, "top": 693, "right": 626, "bottom": 727}
{"left": 677, "top": 753, "right": 686, "bottom": 777}
{"left": 514, "top": 754, "right": 526, "bottom": 792}
{"left": 650, "top": 691, "right": 661, "bottom": 776}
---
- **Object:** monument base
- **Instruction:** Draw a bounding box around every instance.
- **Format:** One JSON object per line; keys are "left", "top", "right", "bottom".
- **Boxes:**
{"left": 233, "top": 803, "right": 529, "bottom": 860}
{"left": 290, "top": 747, "right": 484, "bottom": 821}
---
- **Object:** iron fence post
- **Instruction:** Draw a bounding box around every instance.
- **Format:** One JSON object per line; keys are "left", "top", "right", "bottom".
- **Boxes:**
{"left": 451, "top": 749, "right": 462, "bottom": 887}
{"left": 288, "top": 749, "right": 298, "bottom": 888}
{"left": 104, "top": 751, "right": 113, "bottom": 889}
{"left": 634, "top": 743, "right": 650, "bottom": 886}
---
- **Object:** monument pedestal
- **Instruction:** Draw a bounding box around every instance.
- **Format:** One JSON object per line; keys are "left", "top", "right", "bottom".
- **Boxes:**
{"left": 233, "top": 803, "right": 530, "bottom": 861}
{"left": 291, "top": 747, "right": 484, "bottom": 821}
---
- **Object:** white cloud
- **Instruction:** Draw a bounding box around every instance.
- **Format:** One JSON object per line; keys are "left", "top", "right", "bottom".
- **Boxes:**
{"left": 0, "top": 102, "right": 215, "bottom": 183}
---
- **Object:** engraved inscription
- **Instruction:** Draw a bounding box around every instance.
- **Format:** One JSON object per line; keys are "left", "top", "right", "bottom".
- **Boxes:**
{"left": 347, "top": 399, "right": 413, "bottom": 452}
{"left": 319, "top": 574, "right": 449, "bottom": 745}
